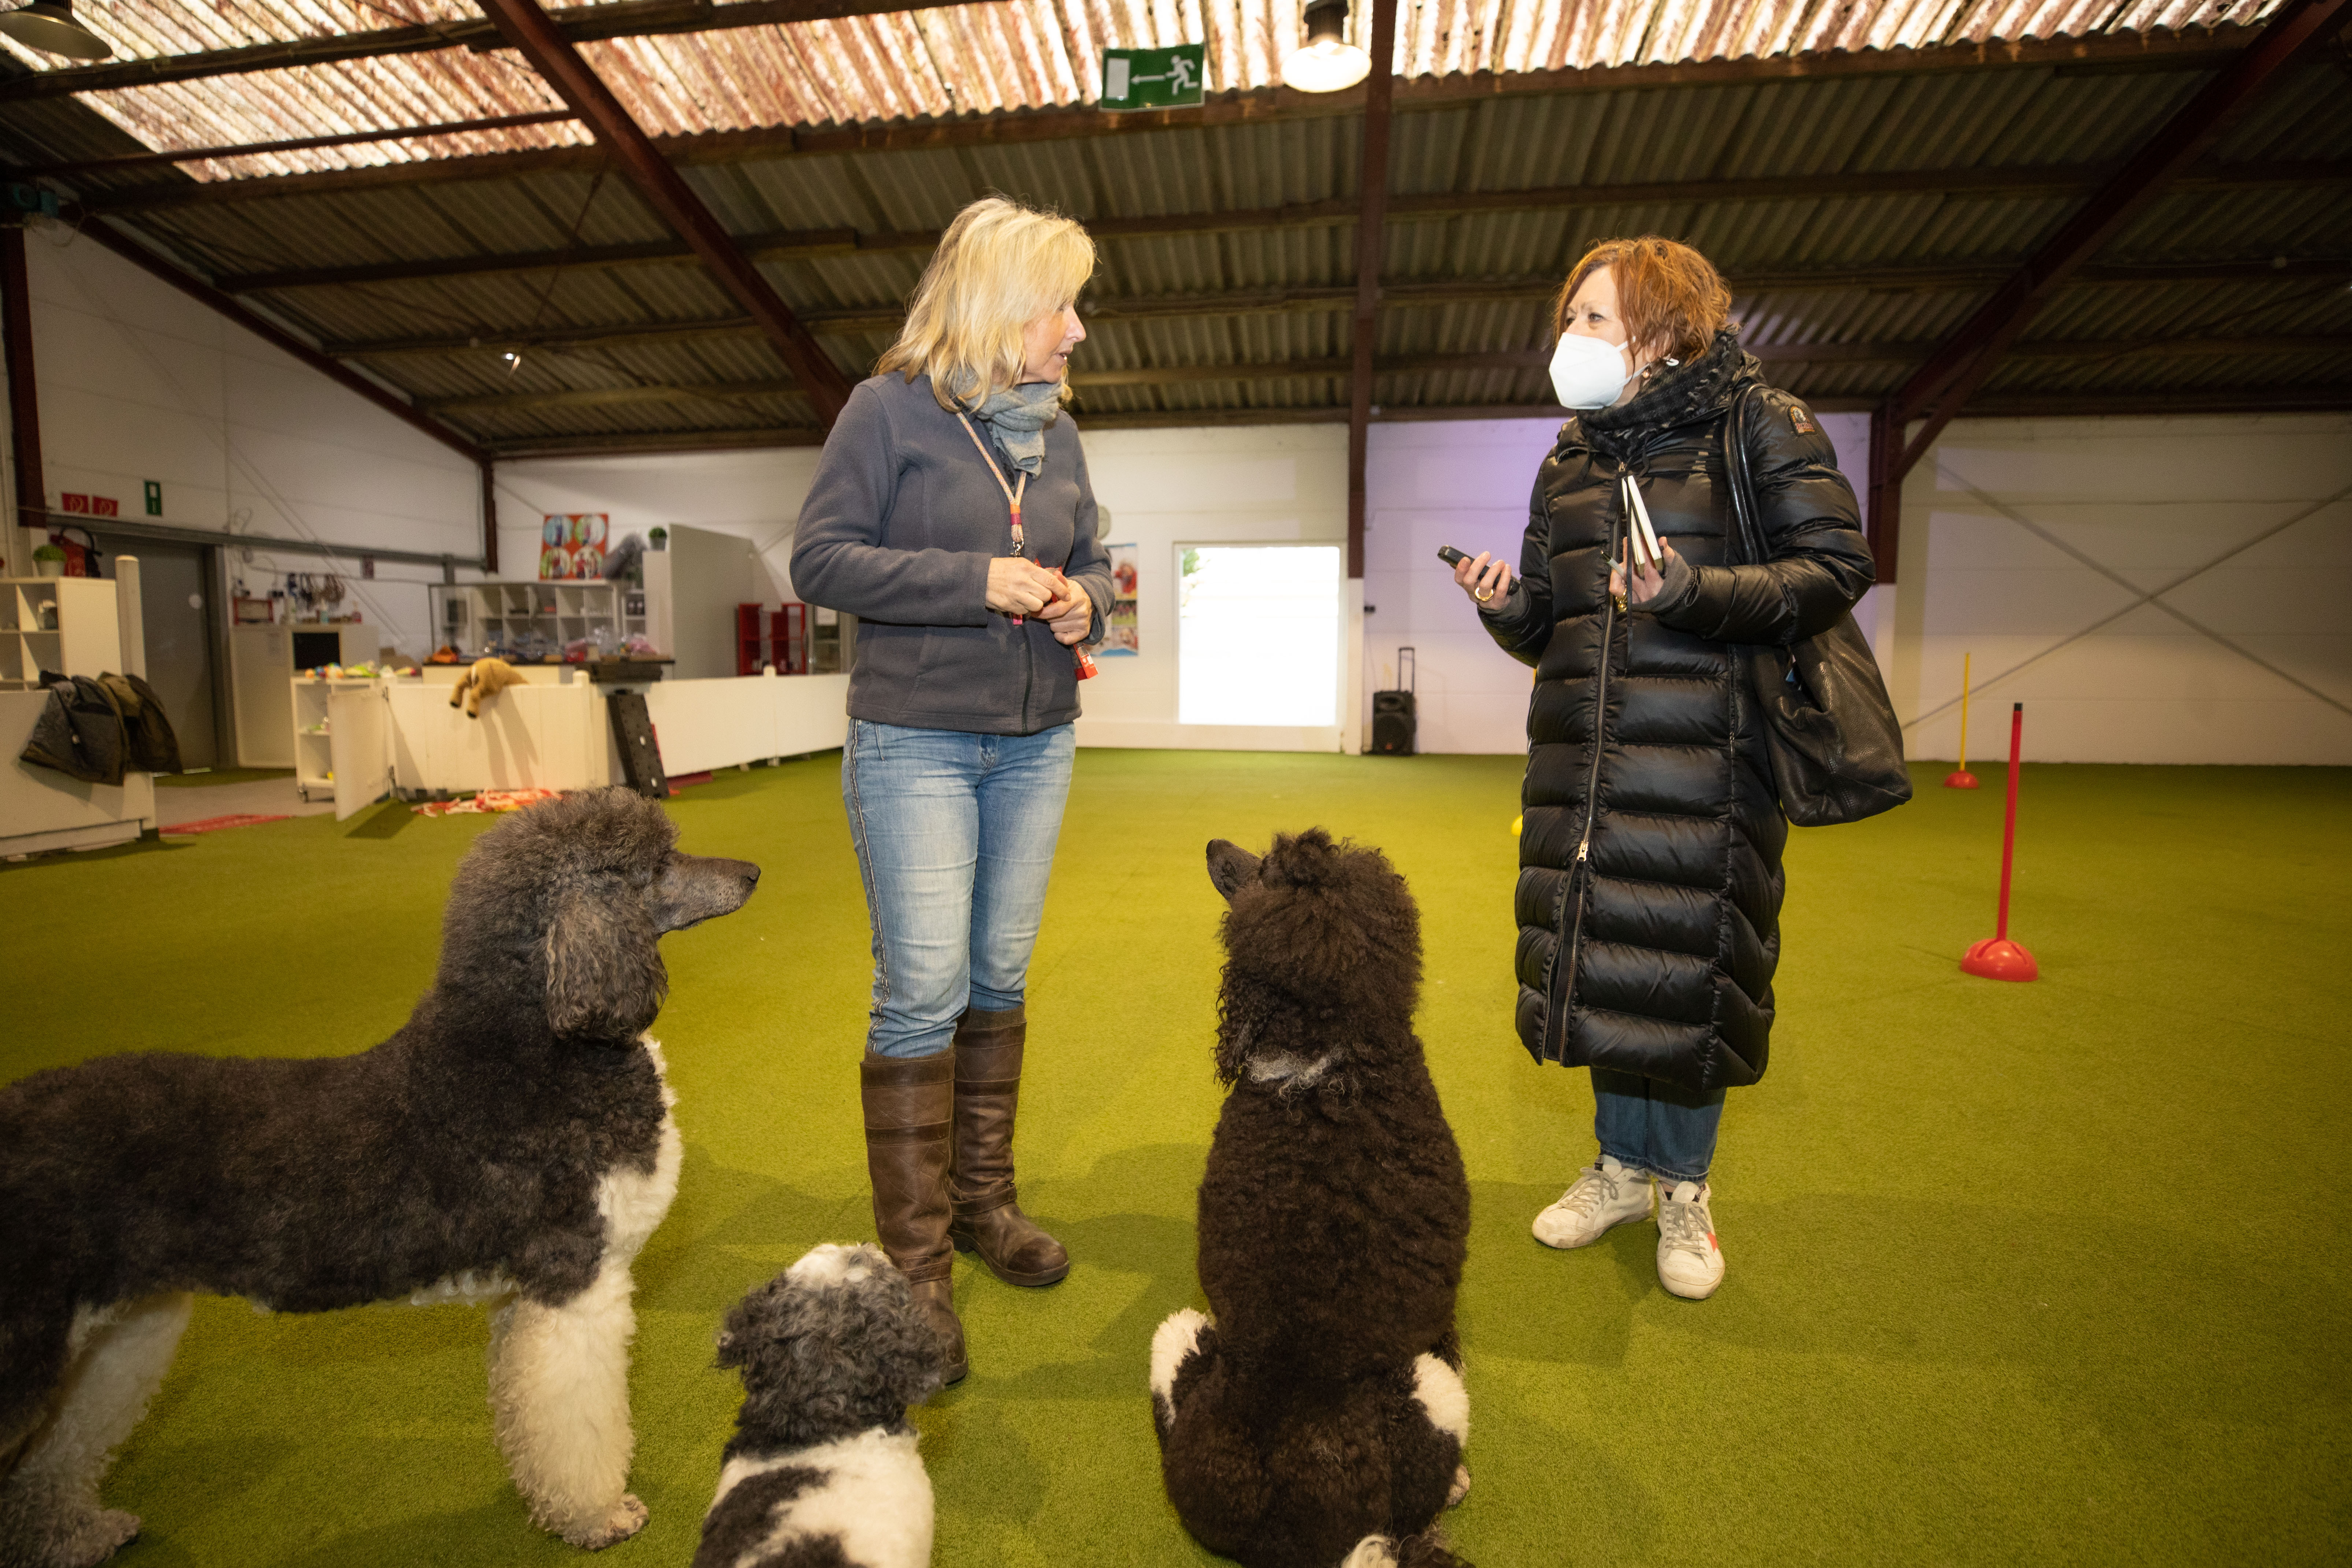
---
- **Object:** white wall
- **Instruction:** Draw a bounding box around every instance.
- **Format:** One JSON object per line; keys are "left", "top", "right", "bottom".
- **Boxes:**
{"left": 504, "top": 421, "right": 1362, "bottom": 754}
{"left": 9, "top": 228, "right": 483, "bottom": 660}
{"left": 1888, "top": 413, "right": 2352, "bottom": 766}
{"left": 491, "top": 448, "right": 818, "bottom": 604}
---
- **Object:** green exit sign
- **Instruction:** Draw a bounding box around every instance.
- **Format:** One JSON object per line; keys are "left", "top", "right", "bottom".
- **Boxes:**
{"left": 1100, "top": 44, "right": 1205, "bottom": 112}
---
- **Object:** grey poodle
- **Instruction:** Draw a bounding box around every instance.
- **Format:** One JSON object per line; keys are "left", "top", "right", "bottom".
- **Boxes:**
{"left": 695, "top": 1244, "right": 943, "bottom": 1568}
{"left": 0, "top": 787, "right": 758, "bottom": 1568}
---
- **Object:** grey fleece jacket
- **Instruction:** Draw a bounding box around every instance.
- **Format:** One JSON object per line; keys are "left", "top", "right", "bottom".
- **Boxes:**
{"left": 790, "top": 372, "right": 1115, "bottom": 736}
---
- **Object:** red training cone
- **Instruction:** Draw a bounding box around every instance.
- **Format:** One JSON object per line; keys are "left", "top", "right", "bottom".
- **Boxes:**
{"left": 1944, "top": 769, "right": 1980, "bottom": 789}
{"left": 1961, "top": 702, "right": 2037, "bottom": 982}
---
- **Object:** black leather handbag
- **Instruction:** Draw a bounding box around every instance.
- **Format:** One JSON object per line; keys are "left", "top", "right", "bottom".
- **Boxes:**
{"left": 1722, "top": 387, "right": 1913, "bottom": 828}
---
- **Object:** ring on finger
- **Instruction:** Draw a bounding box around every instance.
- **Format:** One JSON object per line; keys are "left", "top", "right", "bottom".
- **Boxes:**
{"left": 1474, "top": 585, "right": 1494, "bottom": 602}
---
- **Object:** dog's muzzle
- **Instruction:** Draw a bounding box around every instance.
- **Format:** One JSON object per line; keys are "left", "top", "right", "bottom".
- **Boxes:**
{"left": 655, "top": 852, "right": 761, "bottom": 932}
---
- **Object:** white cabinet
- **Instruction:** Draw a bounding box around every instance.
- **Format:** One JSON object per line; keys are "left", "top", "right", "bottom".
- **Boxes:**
{"left": 231, "top": 621, "right": 375, "bottom": 768}
{"left": 291, "top": 677, "right": 398, "bottom": 819}
{"left": 0, "top": 577, "right": 120, "bottom": 691}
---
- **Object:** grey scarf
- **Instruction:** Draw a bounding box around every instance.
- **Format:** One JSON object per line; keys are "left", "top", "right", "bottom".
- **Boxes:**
{"left": 966, "top": 382, "right": 1064, "bottom": 476}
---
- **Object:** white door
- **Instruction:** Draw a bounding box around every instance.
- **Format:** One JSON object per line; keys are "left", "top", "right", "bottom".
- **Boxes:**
{"left": 329, "top": 684, "right": 392, "bottom": 821}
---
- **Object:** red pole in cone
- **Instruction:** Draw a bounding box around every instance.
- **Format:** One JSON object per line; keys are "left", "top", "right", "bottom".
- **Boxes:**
{"left": 1962, "top": 703, "right": 2037, "bottom": 981}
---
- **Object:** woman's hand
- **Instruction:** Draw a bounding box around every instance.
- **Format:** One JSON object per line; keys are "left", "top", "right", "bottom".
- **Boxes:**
{"left": 1043, "top": 577, "right": 1093, "bottom": 645}
{"left": 1610, "top": 541, "right": 1682, "bottom": 606}
{"left": 1453, "top": 551, "right": 1513, "bottom": 607}
{"left": 987, "top": 556, "right": 1062, "bottom": 616}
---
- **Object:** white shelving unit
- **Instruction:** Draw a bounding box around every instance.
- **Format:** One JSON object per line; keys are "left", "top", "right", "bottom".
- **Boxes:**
{"left": 428, "top": 580, "right": 646, "bottom": 662}
{"left": 0, "top": 577, "right": 120, "bottom": 691}
{"left": 291, "top": 676, "right": 399, "bottom": 818}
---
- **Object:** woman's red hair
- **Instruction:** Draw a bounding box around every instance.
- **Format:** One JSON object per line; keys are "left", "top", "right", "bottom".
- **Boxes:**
{"left": 1553, "top": 237, "right": 1735, "bottom": 362}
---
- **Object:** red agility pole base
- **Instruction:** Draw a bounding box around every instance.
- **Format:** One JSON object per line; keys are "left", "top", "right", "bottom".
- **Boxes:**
{"left": 1962, "top": 702, "right": 2037, "bottom": 981}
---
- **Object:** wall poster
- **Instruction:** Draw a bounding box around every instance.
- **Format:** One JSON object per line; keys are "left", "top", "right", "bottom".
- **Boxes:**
{"left": 1099, "top": 542, "right": 1140, "bottom": 655}
{"left": 540, "top": 513, "right": 609, "bottom": 580}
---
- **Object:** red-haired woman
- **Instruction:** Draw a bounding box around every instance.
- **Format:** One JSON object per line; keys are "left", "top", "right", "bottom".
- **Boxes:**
{"left": 1453, "top": 236, "right": 1874, "bottom": 1300}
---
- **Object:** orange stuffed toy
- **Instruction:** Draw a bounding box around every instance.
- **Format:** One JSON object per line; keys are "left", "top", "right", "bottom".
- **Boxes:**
{"left": 447, "top": 657, "right": 526, "bottom": 718}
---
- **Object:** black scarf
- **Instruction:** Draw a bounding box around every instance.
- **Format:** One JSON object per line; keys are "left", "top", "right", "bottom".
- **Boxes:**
{"left": 1577, "top": 328, "right": 1758, "bottom": 467}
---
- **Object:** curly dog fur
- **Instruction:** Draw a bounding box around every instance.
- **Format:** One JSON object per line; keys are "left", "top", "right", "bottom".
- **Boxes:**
{"left": 694, "top": 1244, "right": 943, "bottom": 1568}
{"left": 1152, "top": 830, "right": 1474, "bottom": 1568}
{"left": 0, "top": 788, "right": 758, "bottom": 1568}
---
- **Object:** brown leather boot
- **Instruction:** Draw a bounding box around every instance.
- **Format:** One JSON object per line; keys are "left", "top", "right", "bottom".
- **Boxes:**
{"left": 947, "top": 1007, "right": 1071, "bottom": 1287}
{"left": 860, "top": 1049, "right": 967, "bottom": 1384}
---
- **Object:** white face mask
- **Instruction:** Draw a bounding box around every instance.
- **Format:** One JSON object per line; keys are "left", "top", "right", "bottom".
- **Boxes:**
{"left": 1549, "top": 332, "right": 1633, "bottom": 410}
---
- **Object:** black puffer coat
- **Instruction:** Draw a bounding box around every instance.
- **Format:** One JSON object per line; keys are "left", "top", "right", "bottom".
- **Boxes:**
{"left": 1479, "top": 332, "right": 1875, "bottom": 1091}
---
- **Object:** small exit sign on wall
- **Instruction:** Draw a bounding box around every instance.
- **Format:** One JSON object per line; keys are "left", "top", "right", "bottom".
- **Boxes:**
{"left": 1100, "top": 44, "right": 1204, "bottom": 112}
{"left": 144, "top": 480, "right": 161, "bottom": 516}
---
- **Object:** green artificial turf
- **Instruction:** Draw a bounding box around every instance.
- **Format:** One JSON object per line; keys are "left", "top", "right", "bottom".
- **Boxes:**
{"left": 152, "top": 769, "right": 295, "bottom": 789}
{"left": 5, "top": 754, "right": 2347, "bottom": 1566}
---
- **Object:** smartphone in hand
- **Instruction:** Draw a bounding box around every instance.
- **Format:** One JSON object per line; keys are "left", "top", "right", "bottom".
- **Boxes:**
{"left": 1437, "top": 546, "right": 1471, "bottom": 567}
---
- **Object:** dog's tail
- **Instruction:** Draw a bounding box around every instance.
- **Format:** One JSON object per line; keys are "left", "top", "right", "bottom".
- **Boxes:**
{"left": 1341, "top": 1528, "right": 1469, "bottom": 1568}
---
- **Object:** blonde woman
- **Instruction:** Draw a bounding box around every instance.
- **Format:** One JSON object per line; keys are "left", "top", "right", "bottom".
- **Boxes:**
{"left": 791, "top": 196, "right": 1111, "bottom": 1383}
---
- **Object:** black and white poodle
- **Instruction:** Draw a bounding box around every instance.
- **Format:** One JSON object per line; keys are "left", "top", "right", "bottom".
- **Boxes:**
{"left": 0, "top": 787, "right": 758, "bottom": 1568}
{"left": 694, "top": 1243, "right": 942, "bottom": 1568}
{"left": 1152, "top": 831, "right": 1475, "bottom": 1568}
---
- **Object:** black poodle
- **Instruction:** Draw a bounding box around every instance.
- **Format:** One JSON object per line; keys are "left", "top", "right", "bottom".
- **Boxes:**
{"left": 1152, "top": 830, "right": 1474, "bottom": 1568}
{"left": 694, "top": 1243, "right": 943, "bottom": 1568}
{"left": 0, "top": 788, "right": 758, "bottom": 1568}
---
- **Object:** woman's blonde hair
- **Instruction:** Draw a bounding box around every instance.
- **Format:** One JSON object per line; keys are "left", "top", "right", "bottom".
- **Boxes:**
{"left": 877, "top": 196, "right": 1097, "bottom": 412}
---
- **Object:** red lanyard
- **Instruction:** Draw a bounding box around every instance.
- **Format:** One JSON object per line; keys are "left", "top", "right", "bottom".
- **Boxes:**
{"left": 958, "top": 414, "right": 1028, "bottom": 557}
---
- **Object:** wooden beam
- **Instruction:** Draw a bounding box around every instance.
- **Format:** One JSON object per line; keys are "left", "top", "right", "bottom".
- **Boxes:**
{"left": 4, "top": 14, "right": 2255, "bottom": 113}
{"left": 183, "top": 159, "right": 2350, "bottom": 290}
{"left": 19, "top": 111, "right": 577, "bottom": 178}
{"left": 472, "top": 0, "right": 851, "bottom": 426}
{"left": 1865, "top": 402, "right": 1899, "bottom": 584}
{"left": 1885, "top": 0, "right": 2352, "bottom": 476}
{"left": 479, "top": 460, "right": 499, "bottom": 576}
{"left": 75, "top": 220, "right": 485, "bottom": 461}
{"left": 478, "top": 381, "right": 2352, "bottom": 456}
{"left": 1350, "top": 0, "right": 1400, "bottom": 585}
{"left": 63, "top": 29, "right": 2283, "bottom": 212}
{"left": 1, "top": 226, "right": 46, "bottom": 536}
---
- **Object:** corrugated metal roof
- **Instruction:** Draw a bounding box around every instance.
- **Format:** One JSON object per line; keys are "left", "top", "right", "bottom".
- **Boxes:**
{"left": 2, "top": 2, "right": 2338, "bottom": 446}
{"left": 4, "top": 0, "right": 2292, "bottom": 181}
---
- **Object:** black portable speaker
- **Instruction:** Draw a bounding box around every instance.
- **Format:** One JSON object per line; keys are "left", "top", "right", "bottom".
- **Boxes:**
{"left": 1370, "top": 647, "right": 1417, "bottom": 755}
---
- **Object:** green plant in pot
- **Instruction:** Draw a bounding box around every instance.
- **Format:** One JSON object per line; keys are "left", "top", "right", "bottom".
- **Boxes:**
{"left": 32, "top": 542, "right": 66, "bottom": 578}
{"left": 647, "top": 526, "right": 667, "bottom": 551}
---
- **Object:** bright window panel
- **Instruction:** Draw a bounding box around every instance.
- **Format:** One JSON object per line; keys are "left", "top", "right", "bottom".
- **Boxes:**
{"left": 1177, "top": 544, "right": 1342, "bottom": 727}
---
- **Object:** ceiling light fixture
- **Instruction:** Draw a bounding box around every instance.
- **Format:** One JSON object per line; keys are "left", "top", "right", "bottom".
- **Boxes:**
{"left": 1282, "top": 0, "right": 1370, "bottom": 94}
{"left": 0, "top": 1, "right": 112, "bottom": 62}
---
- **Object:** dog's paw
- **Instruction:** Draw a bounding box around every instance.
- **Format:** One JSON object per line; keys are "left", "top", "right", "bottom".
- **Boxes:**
{"left": 1446, "top": 1464, "right": 1471, "bottom": 1508}
{"left": 54, "top": 1507, "right": 140, "bottom": 1568}
{"left": 559, "top": 1493, "right": 648, "bottom": 1550}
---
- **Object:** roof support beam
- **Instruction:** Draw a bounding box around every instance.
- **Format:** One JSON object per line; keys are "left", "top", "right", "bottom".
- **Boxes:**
{"left": 1868, "top": 0, "right": 2352, "bottom": 570}
{"left": 472, "top": 0, "right": 851, "bottom": 426}
{"left": 2, "top": 226, "right": 47, "bottom": 537}
{"left": 20, "top": 111, "right": 577, "bottom": 179}
{"left": 423, "top": 337, "right": 2352, "bottom": 414}
{"left": 165, "top": 157, "right": 2348, "bottom": 275}
{"left": 475, "top": 383, "right": 2352, "bottom": 459}
{"left": 0, "top": 15, "right": 2255, "bottom": 109}
{"left": 1349, "top": 0, "right": 1400, "bottom": 585}
{"left": 57, "top": 29, "right": 2279, "bottom": 211}
{"left": 323, "top": 270, "right": 2352, "bottom": 361}
{"left": 76, "top": 220, "right": 486, "bottom": 461}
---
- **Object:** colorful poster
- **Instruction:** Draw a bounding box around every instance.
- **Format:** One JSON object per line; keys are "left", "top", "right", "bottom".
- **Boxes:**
{"left": 1100, "top": 542, "right": 1140, "bottom": 655}
{"left": 539, "top": 513, "right": 609, "bottom": 580}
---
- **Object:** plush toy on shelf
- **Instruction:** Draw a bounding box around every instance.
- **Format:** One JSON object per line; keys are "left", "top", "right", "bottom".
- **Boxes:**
{"left": 447, "top": 657, "right": 526, "bottom": 719}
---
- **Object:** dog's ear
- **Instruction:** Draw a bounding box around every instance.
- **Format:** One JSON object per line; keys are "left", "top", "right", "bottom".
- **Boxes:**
{"left": 1207, "top": 839, "right": 1260, "bottom": 902}
{"left": 545, "top": 881, "right": 668, "bottom": 1043}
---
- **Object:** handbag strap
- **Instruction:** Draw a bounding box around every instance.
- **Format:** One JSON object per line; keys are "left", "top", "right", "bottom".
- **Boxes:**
{"left": 1720, "top": 383, "right": 1769, "bottom": 569}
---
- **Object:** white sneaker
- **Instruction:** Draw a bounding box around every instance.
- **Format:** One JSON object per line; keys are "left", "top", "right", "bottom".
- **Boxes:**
{"left": 1656, "top": 1180, "right": 1725, "bottom": 1299}
{"left": 1532, "top": 1156, "right": 1654, "bottom": 1249}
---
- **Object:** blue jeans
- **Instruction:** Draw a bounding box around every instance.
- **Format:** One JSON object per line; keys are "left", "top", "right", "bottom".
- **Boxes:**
{"left": 841, "top": 719, "right": 1076, "bottom": 1059}
{"left": 1591, "top": 1068, "right": 1725, "bottom": 1184}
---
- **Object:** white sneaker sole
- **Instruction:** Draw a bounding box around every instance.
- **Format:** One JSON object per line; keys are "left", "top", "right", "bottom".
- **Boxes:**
{"left": 1658, "top": 1253, "right": 1725, "bottom": 1299}
{"left": 1532, "top": 1200, "right": 1653, "bottom": 1251}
